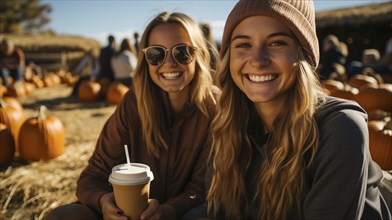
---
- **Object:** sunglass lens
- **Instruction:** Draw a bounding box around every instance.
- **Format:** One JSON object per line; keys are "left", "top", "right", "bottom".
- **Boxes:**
{"left": 146, "top": 47, "right": 165, "bottom": 66}
{"left": 173, "top": 45, "right": 195, "bottom": 64}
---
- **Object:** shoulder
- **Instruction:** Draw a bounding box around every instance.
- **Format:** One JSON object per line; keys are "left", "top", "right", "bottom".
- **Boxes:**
{"left": 315, "top": 96, "right": 368, "bottom": 156}
{"left": 316, "top": 96, "right": 367, "bottom": 127}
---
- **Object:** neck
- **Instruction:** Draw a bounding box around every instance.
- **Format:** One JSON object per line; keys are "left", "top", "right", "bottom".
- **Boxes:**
{"left": 167, "top": 86, "right": 190, "bottom": 115}
{"left": 253, "top": 98, "right": 286, "bottom": 132}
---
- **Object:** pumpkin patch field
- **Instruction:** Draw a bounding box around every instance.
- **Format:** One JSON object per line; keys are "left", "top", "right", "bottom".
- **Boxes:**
{"left": 0, "top": 84, "right": 117, "bottom": 219}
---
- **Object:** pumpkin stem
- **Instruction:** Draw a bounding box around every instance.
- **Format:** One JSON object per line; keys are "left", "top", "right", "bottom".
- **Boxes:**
{"left": 38, "top": 105, "right": 48, "bottom": 120}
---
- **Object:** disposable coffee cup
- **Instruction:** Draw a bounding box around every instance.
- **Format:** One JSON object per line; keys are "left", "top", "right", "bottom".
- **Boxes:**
{"left": 109, "top": 163, "right": 154, "bottom": 219}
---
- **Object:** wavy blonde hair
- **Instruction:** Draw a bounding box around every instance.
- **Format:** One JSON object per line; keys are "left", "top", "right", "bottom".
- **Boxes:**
{"left": 207, "top": 47, "right": 326, "bottom": 219}
{"left": 133, "top": 12, "right": 215, "bottom": 158}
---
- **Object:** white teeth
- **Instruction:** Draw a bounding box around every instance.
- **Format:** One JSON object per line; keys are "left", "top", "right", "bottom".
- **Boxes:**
{"left": 162, "top": 72, "right": 181, "bottom": 79}
{"left": 248, "top": 74, "right": 275, "bottom": 82}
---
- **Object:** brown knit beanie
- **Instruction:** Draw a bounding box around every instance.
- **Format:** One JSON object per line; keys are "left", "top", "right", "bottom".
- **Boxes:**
{"left": 221, "top": 0, "right": 319, "bottom": 67}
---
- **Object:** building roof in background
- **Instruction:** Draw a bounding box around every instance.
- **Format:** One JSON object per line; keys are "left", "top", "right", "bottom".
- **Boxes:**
{"left": 316, "top": 2, "right": 392, "bottom": 27}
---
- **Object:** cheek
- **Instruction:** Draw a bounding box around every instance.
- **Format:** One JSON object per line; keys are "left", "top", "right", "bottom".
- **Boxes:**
{"left": 148, "top": 66, "right": 158, "bottom": 81}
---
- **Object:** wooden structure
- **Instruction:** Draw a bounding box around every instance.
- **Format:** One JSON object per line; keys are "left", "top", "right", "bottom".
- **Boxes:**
{"left": 24, "top": 52, "right": 67, "bottom": 72}
{"left": 315, "top": 2, "right": 392, "bottom": 63}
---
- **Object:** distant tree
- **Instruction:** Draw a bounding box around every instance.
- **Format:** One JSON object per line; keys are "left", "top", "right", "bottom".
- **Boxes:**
{"left": 0, "top": 0, "right": 52, "bottom": 33}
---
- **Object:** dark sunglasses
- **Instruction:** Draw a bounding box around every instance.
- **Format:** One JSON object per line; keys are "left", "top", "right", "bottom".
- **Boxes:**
{"left": 143, "top": 44, "right": 197, "bottom": 66}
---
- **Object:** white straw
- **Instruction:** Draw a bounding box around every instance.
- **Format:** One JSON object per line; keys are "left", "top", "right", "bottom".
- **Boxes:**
{"left": 124, "top": 144, "right": 131, "bottom": 169}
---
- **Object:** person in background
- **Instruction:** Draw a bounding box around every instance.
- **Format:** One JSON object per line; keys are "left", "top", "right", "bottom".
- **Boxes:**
{"left": 318, "top": 34, "right": 346, "bottom": 80}
{"left": 199, "top": 22, "right": 219, "bottom": 76}
{"left": 0, "top": 38, "right": 25, "bottom": 87}
{"left": 97, "top": 34, "right": 116, "bottom": 82}
{"left": 133, "top": 31, "right": 140, "bottom": 53}
{"left": 43, "top": 11, "right": 219, "bottom": 220}
{"left": 348, "top": 48, "right": 381, "bottom": 78}
{"left": 110, "top": 37, "right": 138, "bottom": 87}
{"left": 69, "top": 48, "right": 100, "bottom": 96}
{"left": 204, "top": 0, "right": 391, "bottom": 219}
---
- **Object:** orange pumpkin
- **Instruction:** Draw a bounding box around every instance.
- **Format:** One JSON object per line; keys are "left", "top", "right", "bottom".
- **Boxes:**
{"left": 1, "top": 97, "right": 24, "bottom": 115}
{"left": 78, "top": 81, "right": 102, "bottom": 102}
{"left": 368, "top": 120, "right": 392, "bottom": 170}
{"left": 106, "top": 82, "right": 129, "bottom": 105}
{"left": 355, "top": 85, "right": 392, "bottom": 112}
{"left": 330, "top": 84, "right": 359, "bottom": 101}
{"left": 347, "top": 74, "right": 378, "bottom": 90}
{"left": 18, "top": 105, "right": 65, "bottom": 162}
{"left": 31, "top": 75, "right": 45, "bottom": 88}
{"left": 0, "top": 123, "right": 15, "bottom": 165}
{"left": 321, "top": 79, "right": 345, "bottom": 95}
{"left": 0, "top": 98, "right": 24, "bottom": 151}
{"left": 23, "top": 82, "right": 35, "bottom": 95}
{"left": 4, "top": 81, "right": 27, "bottom": 97}
{"left": 97, "top": 78, "right": 112, "bottom": 97}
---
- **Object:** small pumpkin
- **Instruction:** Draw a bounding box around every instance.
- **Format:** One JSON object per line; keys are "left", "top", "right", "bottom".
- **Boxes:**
{"left": 4, "top": 81, "right": 27, "bottom": 97}
{"left": 18, "top": 105, "right": 65, "bottom": 162}
{"left": 78, "top": 81, "right": 102, "bottom": 102}
{"left": 368, "top": 120, "right": 392, "bottom": 170}
{"left": 106, "top": 82, "right": 129, "bottom": 105}
{"left": 0, "top": 123, "right": 15, "bottom": 165}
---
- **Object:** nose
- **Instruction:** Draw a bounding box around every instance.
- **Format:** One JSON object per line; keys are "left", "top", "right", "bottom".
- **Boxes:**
{"left": 250, "top": 47, "right": 270, "bottom": 67}
{"left": 163, "top": 50, "right": 177, "bottom": 66}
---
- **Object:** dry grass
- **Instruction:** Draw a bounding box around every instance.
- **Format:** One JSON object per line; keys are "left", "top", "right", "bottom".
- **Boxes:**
{"left": 0, "top": 142, "right": 94, "bottom": 220}
{"left": 0, "top": 85, "right": 116, "bottom": 220}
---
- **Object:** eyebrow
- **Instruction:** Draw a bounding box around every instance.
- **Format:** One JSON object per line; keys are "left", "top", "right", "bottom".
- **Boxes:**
{"left": 231, "top": 31, "right": 294, "bottom": 42}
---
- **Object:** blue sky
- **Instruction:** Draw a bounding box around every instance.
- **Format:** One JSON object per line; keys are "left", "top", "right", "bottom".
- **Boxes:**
{"left": 41, "top": 0, "right": 389, "bottom": 45}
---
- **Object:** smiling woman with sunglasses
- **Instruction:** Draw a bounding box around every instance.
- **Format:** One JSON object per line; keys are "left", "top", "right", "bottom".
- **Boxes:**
{"left": 43, "top": 11, "right": 219, "bottom": 220}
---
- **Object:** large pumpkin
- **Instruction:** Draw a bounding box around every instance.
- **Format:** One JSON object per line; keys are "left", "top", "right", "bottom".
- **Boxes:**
{"left": 106, "top": 82, "right": 129, "bottom": 105}
{"left": 330, "top": 84, "right": 359, "bottom": 101}
{"left": 368, "top": 120, "right": 392, "bottom": 170}
{"left": 78, "top": 81, "right": 102, "bottom": 102}
{"left": 18, "top": 105, "right": 65, "bottom": 162}
{"left": 0, "top": 123, "right": 15, "bottom": 165}
{"left": 321, "top": 79, "right": 345, "bottom": 95}
{"left": 355, "top": 84, "right": 392, "bottom": 112}
{"left": 347, "top": 74, "right": 378, "bottom": 90}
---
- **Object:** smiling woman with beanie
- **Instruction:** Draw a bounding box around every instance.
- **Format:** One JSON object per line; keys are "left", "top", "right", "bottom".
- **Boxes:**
{"left": 205, "top": 0, "right": 391, "bottom": 219}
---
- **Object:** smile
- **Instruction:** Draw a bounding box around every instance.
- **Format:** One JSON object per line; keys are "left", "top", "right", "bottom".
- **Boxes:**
{"left": 246, "top": 74, "right": 278, "bottom": 83}
{"left": 161, "top": 72, "right": 183, "bottom": 80}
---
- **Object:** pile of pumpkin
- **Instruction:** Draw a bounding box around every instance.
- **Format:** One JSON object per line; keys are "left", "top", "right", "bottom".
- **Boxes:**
{"left": 0, "top": 66, "right": 130, "bottom": 106}
{"left": 77, "top": 79, "right": 130, "bottom": 105}
{"left": 321, "top": 73, "right": 392, "bottom": 170}
{"left": 0, "top": 97, "right": 65, "bottom": 165}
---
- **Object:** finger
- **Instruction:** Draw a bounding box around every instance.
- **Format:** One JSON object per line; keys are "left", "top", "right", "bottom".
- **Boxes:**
{"left": 140, "top": 199, "right": 159, "bottom": 220}
{"left": 101, "top": 194, "right": 127, "bottom": 220}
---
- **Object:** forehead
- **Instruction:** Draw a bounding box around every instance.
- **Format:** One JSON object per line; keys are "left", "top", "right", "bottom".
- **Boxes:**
{"left": 232, "top": 15, "right": 291, "bottom": 38}
{"left": 148, "top": 23, "right": 192, "bottom": 46}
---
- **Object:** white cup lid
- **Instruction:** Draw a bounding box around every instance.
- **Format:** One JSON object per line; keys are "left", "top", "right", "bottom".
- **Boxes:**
{"left": 109, "top": 163, "right": 154, "bottom": 186}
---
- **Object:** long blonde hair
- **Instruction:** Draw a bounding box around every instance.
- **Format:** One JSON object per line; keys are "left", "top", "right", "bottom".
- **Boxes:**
{"left": 207, "top": 47, "right": 326, "bottom": 219}
{"left": 132, "top": 12, "right": 214, "bottom": 158}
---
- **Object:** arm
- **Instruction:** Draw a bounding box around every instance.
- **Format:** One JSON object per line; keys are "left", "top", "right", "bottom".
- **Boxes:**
{"left": 76, "top": 91, "right": 134, "bottom": 214}
{"left": 141, "top": 134, "right": 213, "bottom": 219}
{"left": 304, "top": 108, "right": 369, "bottom": 220}
{"left": 16, "top": 48, "right": 25, "bottom": 68}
